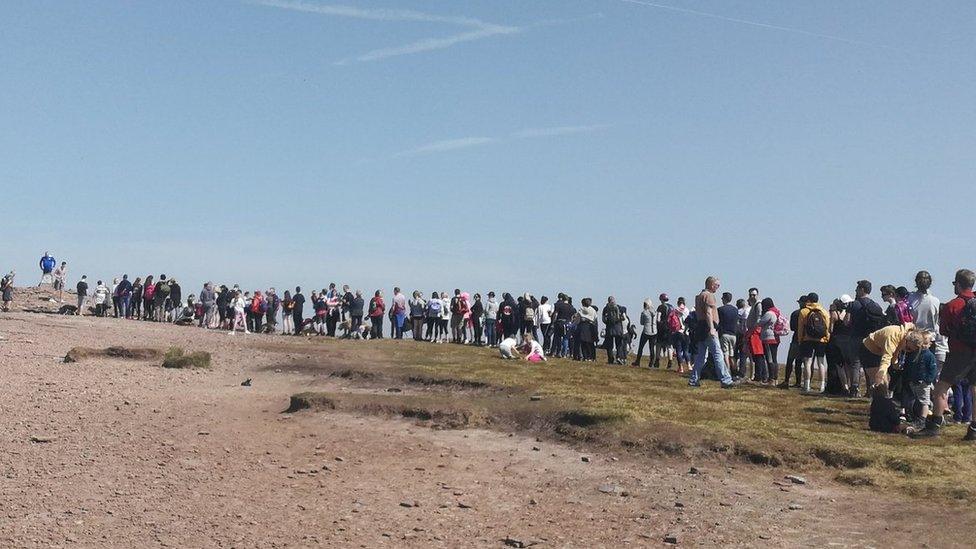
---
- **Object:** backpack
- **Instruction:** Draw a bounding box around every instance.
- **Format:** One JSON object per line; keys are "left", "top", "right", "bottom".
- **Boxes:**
{"left": 250, "top": 299, "right": 262, "bottom": 314}
{"left": 803, "top": 308, "right": 828, "bottom": 340}
{"left": 524, "top": 307, "right": 535, "bottom": 322}
{"left": 957, "top": 297, "right": 976, "bottom": 348}
{"left": 859, "top": 298, "right": 889, "bottom": 333}
{"left": 666, "top": 307, "right": 683, "bottom": 333}
{"left": 605, "top": 304, "right": 621, "bottom": 325}
{"left": 450, "top": 296, "right": 461, "bottom": 314}
{"left": 427, "top": 299, "right": 442, "bottom": 315}
{"left": 773, "top": 311, "right": 791, "bottom": 337}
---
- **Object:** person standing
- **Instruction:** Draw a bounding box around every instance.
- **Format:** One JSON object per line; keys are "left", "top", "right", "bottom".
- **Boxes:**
{"left": 130, "top": 277, "right": 143, "bottom": 319}
{"left": 350, "top": 290, "right": 365, "bottom": 338}
{"left": 391, "top": 287, "right": 407, "bottom": 339}
{"left": 849, "top": 280, "right": 887, "bottom": 387}
{"left": 199, "top": 282, "right": 216, "bottom": 328}
{"left": 142, "top": 276, "right": 155, "bottom": 320}
{"left": 38, "top": 252, "right": 56, "bottom": 286}
{"left": 409, "top": 291, "right": 426, "bottom": 341}
{"left": 913, "top": 269, "right": 976, "bottom": 440}
{"left": 1, "top": 271, "right": 14, "bottom": 312}
{"left": 656, "top": 294, "right": 674, "bottom": 369}
{"left": 368, "top": 290, "right": 385, "bottom": 339}
{"left": 265, "top": 288, "right": 280, "bottom": 332}
{"left": 470, "top": 293, "right": 485, "bottom": 345}
{"left": 633, "top": 299, "right": 658, "bottom": 368}
{"left": 602, "top": 296, "right": 624, "bottom": 365}
{"left": 52, "top": 262, "right": 68, "bottom": 302}
{"left": 688, "top": 277, "right": 735, "bottom": 388}
{"left": 537, "top": 296, "right": 553, "bottom": 352}
{"left": 778, "top": 295, "right": 808, "bottom": 389}
{"left": 716, "top": 292, "right": 738, "bottom": 372}
{"left": 798, "top": 292, "right": 831, "bottom": 393}
{"left": 75, "top": 275, "right": 89, "bottom": 315}
{"left": 907, "top": 271, "right": 948, "bottom": 372}
{"left": 116, "top": 275, "right": 133, "bottom": 318}
{"left": 578, "top": 298, "right": 598, "bottom": 361}
{"left": 292, "top": 286, "right": 306, "bottom": 335}
{"left": 485, "top": 292, "right": 499, "bottom": 346}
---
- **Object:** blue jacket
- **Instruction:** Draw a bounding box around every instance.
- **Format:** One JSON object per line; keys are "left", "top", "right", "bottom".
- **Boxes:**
{"left": 903, "top": 349, "right": 937, "bottom": 384}
{"left": 40, "top": 255, "right": 56, "bottom": 273}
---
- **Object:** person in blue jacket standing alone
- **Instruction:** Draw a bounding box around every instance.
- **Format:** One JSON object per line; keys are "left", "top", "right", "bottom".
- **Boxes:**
{"left": 38, "top": 252, "right": 56, "bottom": 287}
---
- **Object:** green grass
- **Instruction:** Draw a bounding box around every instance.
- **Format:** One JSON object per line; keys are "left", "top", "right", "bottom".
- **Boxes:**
{"left": 162, "top": 347, "right": 212, "bottom": 369}
{"left": 262, "top": 337, "right": 976, "bottom": 502}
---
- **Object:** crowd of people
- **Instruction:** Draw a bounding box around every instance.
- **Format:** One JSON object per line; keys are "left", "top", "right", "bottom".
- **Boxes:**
{"left": 5, "top": 251, "right": 976, "bottom": 441}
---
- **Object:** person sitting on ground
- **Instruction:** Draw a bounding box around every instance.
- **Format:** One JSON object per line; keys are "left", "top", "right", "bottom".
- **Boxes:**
{"left": 498, "top": 335, "right": 521, "bottom": 360}
{"left": 521, "top": 332, "right": 546, "bottom": 362}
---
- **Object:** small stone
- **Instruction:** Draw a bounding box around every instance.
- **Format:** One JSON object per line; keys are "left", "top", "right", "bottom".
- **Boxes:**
{"left": 334, "top": 457, "right": 344, "bottom": 462}
{"left": 532, "top": 446, "right": 540, "bottom": 451}
{"left": 529, "top": 395, "right": 542, "bottom": 401}
{"left": 759, "top": 534, "right": 771, "bottom": 540}
{"left": 528, "top": 498, "right": 538, "bottom": 505}
{"left": 457, "top": 502, "right": 473, "bottom": 509}
{"left": 788, "top": 503, "right": 803, "bottom": 510}
{"left": 387, "top": 387, "right": 402, "bottom": 393}
{"left": 688, "top": 466, "right": 702, "bottom": 475}
{"left": 399, "top": 500, "right": 418, "bottom": 508}
{"left": 197, "top": 431, "right": 210, "bottom": 436}
{"left": 674, "top": 502, "right": 685, "bottom": 508}
{"left": 664, "top": 534, "right": 679, "bottom": 544}
{"left": 580, "top": 456, "right": 590, "bottom": 463}
{"left": 29, "top": 435, "right": 56, "bottom": 444}
{"left": 719, "top": 501, "right": 731, "bottom": 507}
{"left": 598, "top": 484, "right": 620, "bottom": 494}
{"left": 785, "top": 475, "right": 806, "bottom": 485}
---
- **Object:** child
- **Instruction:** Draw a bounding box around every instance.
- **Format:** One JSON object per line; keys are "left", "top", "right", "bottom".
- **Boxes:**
{"left": 498, "top": 336, "right": 520, "bottom": 360}
{"left": 901, "top": 330, "right": 936, "bottom": 431}
{"left": 522, "top": 333, "right": 547, "bottom": 363}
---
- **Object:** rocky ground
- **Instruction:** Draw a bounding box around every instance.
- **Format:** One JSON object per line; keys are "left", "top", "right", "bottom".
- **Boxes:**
{"left": 0, "top": 290, "right": 970, "bottom": 548}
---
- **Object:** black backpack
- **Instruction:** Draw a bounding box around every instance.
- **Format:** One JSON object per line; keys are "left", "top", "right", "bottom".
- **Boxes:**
{"left": 804, "top": 308, "right": 828, "bottom": 340}
{"left": 605, "top": 304, "right": 621, "bottom": 325}
{"left": 859, "top": 298, "right": 889, "bottom": 333}
{"left": 958, "top": 297, "right": 976, "bottom": 348}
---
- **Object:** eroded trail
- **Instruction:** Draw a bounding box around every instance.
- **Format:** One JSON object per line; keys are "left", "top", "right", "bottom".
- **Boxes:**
{"left": 0, "top": 312, "right": 965, "bottom": 547}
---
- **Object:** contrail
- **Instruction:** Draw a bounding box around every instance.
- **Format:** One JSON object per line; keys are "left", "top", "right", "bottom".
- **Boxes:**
{"left": 618, "top": 0, "right": 906, "bottom": 52}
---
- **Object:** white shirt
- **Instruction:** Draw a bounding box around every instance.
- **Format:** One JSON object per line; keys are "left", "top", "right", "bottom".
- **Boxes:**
{"left": 537, "top": 303, "right": 554, "bottom": 325}
{"left": 499, "top": 337, "right": 517, "bottom": 354}
{"left": 526, "top": 340, "right": 545, "bottom": 359}
{"left": 908, "top": 291, "right": 948, "bottom": 359}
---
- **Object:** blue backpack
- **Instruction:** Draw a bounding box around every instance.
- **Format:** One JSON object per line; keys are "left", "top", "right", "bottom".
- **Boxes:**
{"left": 427, "top": 299, "right": 442, "bottom": 315}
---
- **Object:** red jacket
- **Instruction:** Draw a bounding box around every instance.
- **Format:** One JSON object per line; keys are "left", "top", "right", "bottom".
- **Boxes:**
{"left": 940, "top": 289, "right": 975, "bottom": 353}
{"left": 369, "top": 296, "right": 385, "bottom": 318}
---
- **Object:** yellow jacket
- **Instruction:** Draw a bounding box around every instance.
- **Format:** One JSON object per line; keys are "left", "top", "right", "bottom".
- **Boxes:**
{"left": 797, "top": 303, "right": 831, "bottom": 343}
{"left": 862, "top": 323, "right": 915, "bottom": 370}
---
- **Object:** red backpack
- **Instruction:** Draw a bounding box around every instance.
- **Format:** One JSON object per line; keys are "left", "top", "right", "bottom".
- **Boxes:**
{"left": 666, "top": 307, "right": 683, "bottom": 333}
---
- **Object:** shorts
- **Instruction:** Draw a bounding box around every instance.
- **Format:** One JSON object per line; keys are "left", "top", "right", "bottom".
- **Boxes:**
{"left": 940, "top": 347, "right": 976, "bottom": 385}
{"left": 909, "top": 381, "right": 933, "bottom": 408}
{"left": 720, "top": 334, "right": 736, "bottom": 356}
{"left": 54, "top": 279, "right": 64, "bottom": 291}
{"left": 799, "top": 341, "right": 827, "bottom": 359}
{"left": 857, "top": 342, "right": 882, "bottom": 370}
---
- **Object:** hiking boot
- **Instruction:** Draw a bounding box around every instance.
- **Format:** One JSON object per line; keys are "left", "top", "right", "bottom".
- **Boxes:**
{"left": 688, "top": 381, "right": 701, "bottom": 388}
{"left": 720, "top": 382, "right": 737, "bottom": 389}
{"left": 910, "top": 417, "right": 942, "bottom": 439}
{"left": 776, "top": 381, "right": 789, "bottom": 389}
{"left": 963, "top": 424, "right": 976, "bottom": 442}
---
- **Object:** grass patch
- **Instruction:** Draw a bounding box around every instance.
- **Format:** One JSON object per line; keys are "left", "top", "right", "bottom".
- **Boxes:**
{"left": 255, "top": 337, "right": 976, "bottom": 503}
{"left": 161, "top": 347, "right": 212, "bottom": 369}
{"left": 64, "top": 346, "right": 162, "bottom": 363}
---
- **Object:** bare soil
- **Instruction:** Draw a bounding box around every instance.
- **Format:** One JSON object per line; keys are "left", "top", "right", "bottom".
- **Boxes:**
{"left": 0, "top": 306, "right": 970, "bottom": 548}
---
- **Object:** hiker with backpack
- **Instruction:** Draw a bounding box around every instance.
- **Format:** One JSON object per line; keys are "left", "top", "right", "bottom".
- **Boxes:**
{"left": 797, "top": 292, "right": 831, "bottom": 393}
{"left": 603, "top": 296, "right": 625, "bottom": 365}
{"left": 849, "top": 280, "right": 888, "bottom": 392}
{"left": 913, "top": 268, "right": 976, "bottom": 440}
{"left": 688, "top": 277, "right": 736, "bottom": 388}
{"left": 425, "top": 292, "right": 442, "bottom": 341}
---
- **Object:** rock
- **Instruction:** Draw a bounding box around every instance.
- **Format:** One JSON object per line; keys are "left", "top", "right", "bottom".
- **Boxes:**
{"left": 457, "top": 502, "right": 473, "bottom": 509}
{"left": 598, "top": 484, "right": 620, "bottom": 495}
{"left": 688, "top": 466, "right": 702, "bottom": 475}
{"left": 759, "top": 534, "right": 771, "bottom": 540}
{"left": 387, "top": 387, "right": 402, "bottom": 393}
{"left": 529, "top": 498, "right": 538, "bottom": 505}
{"left": 788, "top": 503, "right": 803, "bottom": 510}
{"left": 664, "top": 534, "right": 679, "bottom": 544}
{"left": 532, "top": 446, "right": 540, "bottom": 451}
{"left": 674, "top": 502, "right": 684, "bottom": 508}
{"left": 29, "top": 435, "right": 56, "bottom": 444}
{"left": 241, "top": 378, "right": 252, "bottom": 387}
{"left": 399, "top": 500, "right": 419, "bottom": 508}
{"left": 502, "top": 537, "right": 538, "bottom": 548}
{"left": 580, "top": 456, "right": 590, "bottom": 463}
{"left": 719, "top": 501, "right": 731, "bottom": 507}
{"left": 785, "top": 475, "right": 807, "bottom": 485}
{"left": 334, "top": 457, "right": 345, "bottom": 462}
{"left": 529, "top": 395, "right": 542, "bottom": 401}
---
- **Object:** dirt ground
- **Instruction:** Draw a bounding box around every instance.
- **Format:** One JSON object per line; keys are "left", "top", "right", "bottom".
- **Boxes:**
{"left": 0, "top": 300, "right": 971, "bottom": 547}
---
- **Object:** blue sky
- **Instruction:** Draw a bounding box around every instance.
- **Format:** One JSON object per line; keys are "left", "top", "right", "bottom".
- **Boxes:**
{"left": 2, "top": 0, "right": 974, "bottom": 312}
